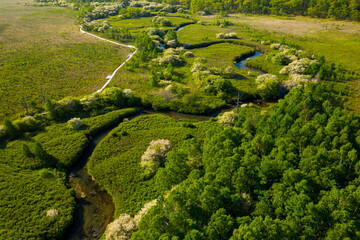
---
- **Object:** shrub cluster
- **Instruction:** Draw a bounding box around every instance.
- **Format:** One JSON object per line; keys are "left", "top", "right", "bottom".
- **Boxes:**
{"left": 79, "top": 3, "right": 125, "bottom": 22}
{"left": 152, "top": 16, "right": 172, "bottom": 27}
{"left": 118, "top": 7, "right": 151, "bottom": 19}
{"left": 216, "top": 32, "right": 238, "bottom": 39}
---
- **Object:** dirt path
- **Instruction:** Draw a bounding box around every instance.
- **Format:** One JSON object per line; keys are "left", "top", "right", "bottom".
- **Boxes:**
{"left": 79, "top": 26, "right": 138, "bottom": 93}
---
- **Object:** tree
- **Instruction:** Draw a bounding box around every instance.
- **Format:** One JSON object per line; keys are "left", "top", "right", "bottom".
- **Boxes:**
{"left": 255, "top": 74, "right": 280, "bottom": 100}
{"left": 3, "top": 118, "right": 19, "bottom": 139}
{"left": 205, "top": 208, "right": 234, "bottom": 240}
{"left": 45, "top": 98, "right": 57, "bottom": 119}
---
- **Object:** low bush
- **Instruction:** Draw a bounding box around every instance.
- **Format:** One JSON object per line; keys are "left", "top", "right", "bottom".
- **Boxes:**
{"left": 67, "top": 118, "right": 84, "bottom": 130}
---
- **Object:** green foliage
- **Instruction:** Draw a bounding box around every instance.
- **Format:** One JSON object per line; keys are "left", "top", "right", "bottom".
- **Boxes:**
{"left": 272, "top": 52, "right": 291, "bottom": 65}
{"left": 0, "top": 167, "right": 75, "bottom": 239}
{"left": 133, "top": 84, "right": 360, "bottom": 239}
{"left": 255, "top": 74, "right": 281, "bottom": 100}
{"left": 187, "top": 0, "right": 360, "bottom": 21}
{"left": 135, "top": 33, "right": 159, "bottom": 62}
{"left": 0, "top": 107, "right": 139, "bottom": 239}
{"left": 3, "top": 118, "right": 19, "bottom": 140}
{"left": 88, "top": 114, "right": 221, "bottom": 217}
{"left": 119, "top": 7, "right": 151, "bottom": 19}
{"left": 33, "top": 142, "right": 48, "bottom": 162}
{"left": 22, "top": 143, "right": 33, "bottom": 158}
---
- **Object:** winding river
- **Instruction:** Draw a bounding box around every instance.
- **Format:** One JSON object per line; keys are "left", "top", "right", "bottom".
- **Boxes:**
{"left": 64, "top": 129, "right": 115, "bottom": 240}
{"left": 63, "top": 111, "right": 212, "bottom": 240}
{"left": 66, "top": 24, "right": 265, "bottom": 240}
{"left": 235, "top": 51, "right": 265, "bottom": 74}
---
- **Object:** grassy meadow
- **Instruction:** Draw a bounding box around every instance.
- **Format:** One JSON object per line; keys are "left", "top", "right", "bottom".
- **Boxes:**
{"left": 0, "top": 0, "right": 131, "bottom": 120}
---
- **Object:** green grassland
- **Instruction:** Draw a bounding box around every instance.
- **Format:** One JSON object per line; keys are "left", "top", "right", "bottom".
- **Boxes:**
{"left": 108, "top": 14, "right": 194, "bottom": 37}
{"left": 88, "top": 114, "right": 221, "bottom": 216}
{"left": 0, "top": 108, "right": 138, "bottom": 239}
{"left": 191, "top": 43, "right": 254, "bottom": 67}
{"left": 0, "top": 0, "right": 131, "bottom": 120}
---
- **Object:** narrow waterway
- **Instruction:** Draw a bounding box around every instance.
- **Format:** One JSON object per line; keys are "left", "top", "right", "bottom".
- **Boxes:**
{"left": 63, "top": 111, "right": 212, "bottom": 240}
{"left": 63, "top": 129, "right": 115, "bottom": 240}
{"left": 235, "top": 51, "right": 265, "bottom": 74}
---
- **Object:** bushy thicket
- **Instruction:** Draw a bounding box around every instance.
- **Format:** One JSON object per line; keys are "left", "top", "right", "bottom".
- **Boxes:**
{"left": 132, "top": 84, "right": 360, "bottom": 239}
{"left": 0, "top": 87, "right": 140, "bottom": 143}
{"left": 0, "top": 108, "right": 139, "bottom": 239}
{"left": 164, "top": 0, "right": 360, "bottom": 21}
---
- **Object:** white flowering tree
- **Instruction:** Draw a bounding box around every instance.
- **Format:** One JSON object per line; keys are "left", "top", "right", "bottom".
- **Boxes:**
{"left": 141, "top": 139, "right": 172, "bottom": 177}
{"left": 218, "top": 111, "right": 238, "bottom": 127}
{"left": 105, "top": 200, "right": 157, "bottom": 240}
{"left": 105, "top": 214, "right": 137, "bottom": 240}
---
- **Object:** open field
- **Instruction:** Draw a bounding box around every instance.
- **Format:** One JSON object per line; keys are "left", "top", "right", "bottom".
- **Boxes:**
{"left": 0, "top": 0, "right": 131, "bottom": 120}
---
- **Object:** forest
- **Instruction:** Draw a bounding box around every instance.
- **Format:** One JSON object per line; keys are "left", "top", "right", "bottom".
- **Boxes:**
{"left": 1, "top": 0, "right": 360, "bottom": 239}
{"left": 63, "top": 0, "right": 360, "bottom": 21}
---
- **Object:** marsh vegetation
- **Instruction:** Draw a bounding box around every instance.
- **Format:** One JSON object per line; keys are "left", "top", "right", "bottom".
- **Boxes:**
{"left": 1, "top": 0, "right": 360, "bottom": 239}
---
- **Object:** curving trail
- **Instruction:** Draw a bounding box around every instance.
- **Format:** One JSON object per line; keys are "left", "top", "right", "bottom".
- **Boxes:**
{"left": 79, "top": 26, "right": 138, "bottom": 93}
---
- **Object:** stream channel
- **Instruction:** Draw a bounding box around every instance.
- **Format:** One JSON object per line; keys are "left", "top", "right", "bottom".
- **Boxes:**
{"left": 235, "top": 51, "right": 265, "bottom": 74}
{"left": 64, "top": 25, "right": 265, "bottom": 240}
{"left": 63, "top": 111, "right": 211, "bottom": 240}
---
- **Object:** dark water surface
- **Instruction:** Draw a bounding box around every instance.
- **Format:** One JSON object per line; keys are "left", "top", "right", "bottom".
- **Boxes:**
{"left": 64, "top": 129, "right": 115, "bottom": 240}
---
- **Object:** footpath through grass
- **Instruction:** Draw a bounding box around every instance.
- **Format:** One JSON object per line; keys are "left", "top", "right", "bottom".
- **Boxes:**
{"left": 0, "top": 0, "right": 131, "bottom": 120}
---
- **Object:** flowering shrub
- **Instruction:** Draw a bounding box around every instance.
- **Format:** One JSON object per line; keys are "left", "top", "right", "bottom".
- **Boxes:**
{"left": 123, "top": 89, "right": 134, "bottom": 98}
{"left": 133, "top": 200, "right": 157, "bottom": 224}
{"left": 67, "top": 118, "right": 84, "bottom": 130}
{"left": 83, "top": 3, "right": 125, "bottom": 22}
{"left": 105, "top": 214, "right": 137, "bottom": 240}
{"left": 146, "top": 28, "right": 165, "bottom": 38}
{"left": 167, "top": 39, "right": 177, "bottom": 47}
{"left": 105, "top": 200, "right": 157, "bottom": 240}
{"left": 158, "top": 54, "right": 184, "bottom": 66}
{"left": 196, "top": 11, "right": 206, "bottom": 15}
{"left": 141, "top": 139, "right": 172, "bottom": 177}
{"left": 218, "top": 111, "right": 238, "bottom": 127}
{"left": 152, "top": 16, "right": 172, "bottom": 27}
{"left": 159, "top": 80, "right": 172, "bottom": 86}
{"left": 270, "top": 43, "right": 281, "bottom": 50}
{"left": 282, "top": 74, "right": 314, "bottom": 91}
{"left": 46, "top": 209, "right": 59, "bottom": 218}
{"left": 216, "top": 32, "right": 237, "bottom": 39}
{"left": 279, "top": 58, "right": 317, "bottom": 75}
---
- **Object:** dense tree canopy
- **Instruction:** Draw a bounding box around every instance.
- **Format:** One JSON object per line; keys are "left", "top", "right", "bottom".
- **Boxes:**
{"left": 133, "top": 84, "right": 360, "bottom": 239}
{"left": 163, "top": 0, "right": 360, "bottom": 21}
